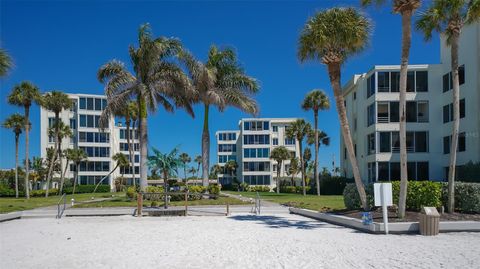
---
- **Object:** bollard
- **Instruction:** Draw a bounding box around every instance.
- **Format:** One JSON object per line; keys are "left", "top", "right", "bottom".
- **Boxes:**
{"left": 226, "top": 203, "right": 230, "bottom": 216}
{"left": 137, "top": 192, "right": 143, "bottom": 217}
{"left": 184, "top": 192, "right": 188, "bottom": 216}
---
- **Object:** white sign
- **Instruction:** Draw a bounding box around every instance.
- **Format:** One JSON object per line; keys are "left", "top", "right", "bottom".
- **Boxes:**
{"left": 374, "top": 183, "right": 393, "bottom": 207}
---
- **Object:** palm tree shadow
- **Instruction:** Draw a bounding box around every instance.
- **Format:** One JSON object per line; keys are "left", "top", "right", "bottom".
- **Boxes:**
{"left": 228, "top": 214, "right": 332, "bottom": 230}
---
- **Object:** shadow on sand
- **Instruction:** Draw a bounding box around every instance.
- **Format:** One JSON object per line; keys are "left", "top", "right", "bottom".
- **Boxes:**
{"left": 228, "top": 214, "right": 340, "bottom": 230}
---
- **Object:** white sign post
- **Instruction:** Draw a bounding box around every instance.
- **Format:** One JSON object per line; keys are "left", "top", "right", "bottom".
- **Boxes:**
{"left": 374, "top": 183, "right": 393, "bottom": 235}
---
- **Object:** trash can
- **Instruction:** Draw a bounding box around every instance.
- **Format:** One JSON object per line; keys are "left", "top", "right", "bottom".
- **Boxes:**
{"left": 419, "top": 207, "right": 440, "bottom": 236}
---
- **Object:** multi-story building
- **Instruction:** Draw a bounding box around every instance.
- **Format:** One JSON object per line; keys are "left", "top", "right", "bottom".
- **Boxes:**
{"left": 216, "top": 118, "right": 302, "bottom": 188}
{"left": 341, "top": 22, "right": 480, "bottom": 183}
{"left": 40, "top": 93, "right": 140, "bottom": 190}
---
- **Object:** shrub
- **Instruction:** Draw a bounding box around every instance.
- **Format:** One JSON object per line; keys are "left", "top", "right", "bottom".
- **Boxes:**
{"left": 343, "top": 183, "right": 374, "bottom": 210}
{"left": 247, "top": 186, "right": 271, "bottom": 192}
{"left": 0, "top": 184, "right": 15, "bottom": 197}
{"left": 126, "top": 186, "right": 137, "bottom": 199}
{"left": 442, "top": 182, "right": 480, "bottom": 213}
{"left": 30, "top": 189, "right": 59, "bottom": 197}
{"left": 239, "top": 182, "right": 249, "bottom": 191}
{"left": 150, "top": 201, "right": 158, "bottom": 207}
{"left": 187, "top": 185, "right": 206, "bottom": 193}
{"left": 320, "top": 176, "right": 349, "bottom": 195}
{"left": 64, "top": 185, "right": 110, "bottom": 194}
{"left": 208, "top": 184, "right": 221, "bottom": 196}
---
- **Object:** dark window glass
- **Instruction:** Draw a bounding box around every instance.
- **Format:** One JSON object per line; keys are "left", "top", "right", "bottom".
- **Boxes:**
{"left": 443, "top": 136, "right": 450, "bottom": 154}
{"left": 406, "top": 132, "right": 414, "bottom": 151}
{"left": 390, "top": 162, "right": 400, "bottom": 181}
{"left": 353, "top": 92, "right": 357, "bottom": 100}
{"left": 79, "top": 98, "right": 86, "bottom": 109}
{"left": 389, "top": 102, "right": 399, "bottom": 122}
{"left": 87, "top": 115, "right": 94, "bottom": 127}
{"left": 458, "top": 133, "right": 466, "bottom": 152}
{"left": 460, "top": 99, "right": 465, "bottom": 119}
{"left": 391, "top": 132, "right": 400, "bottom": 152}
{"left": 377, "top": 72, "right": 390, "bottom": 92}
{"left": 459, "top": 65, "right": 465, "bottom": 85}
{"left": 416, "top": 71, "right": 428, "bottom": 92}
{"left": 443, "top": 105, "right": 450, "bottom": 123}
{"left": 378, "top": 162, "right": 389, "bottom": 181}
{"left": 79, "top": 132, "right": 86, "bottom": 142}
{"left": 86, "top": 132, "right": 93, "bottom": 142}
{"left": 273, "top": 138, "right": 278, "bottom": 145}
{"left": 406, "top": 101, "right": 417, "bottom": 122}
{"left": 367, "top": 133, "right": 375, "bottom": 155}
{"left": 80, "top": 115, "right": 86, "bottom": 127}
{"left": 443, "top": 73, "right": 450, "bottom": 92}
{"left": 102, "top": 99, "right": 107, "bottom": 110}
{"left": 244, "top": 122, "right": 250, "bottom": 130}
{"left": 367, "top": 73, "right": 375, "bottom": 98}
{"left": 87, "top": 98, "right": 94, "bottom": 110}
{"left": 417, "top": 162, "right": 429, "bottom": 181}
{"left": 415, "top": 132, "right": 428, "bottom": 152}
{"left": 390, "top": 72, "right": 400, "bottom": 92}
{"left": 263, "top": 121, "right": 269, "bottom": 130}
{"left": 407, "top": 71, "right": 415, "bottom": 92}
{"left": 367, "top": 103, "right": 375, "bottom": 126}
{"left": 95, "top": 98, "right": 102, "bottom": 111}
{"left": 408, "top": 162, "right": 417, "bottom": 181}
{"left": 379, "top": 132, "right": 391, "bottom": 153}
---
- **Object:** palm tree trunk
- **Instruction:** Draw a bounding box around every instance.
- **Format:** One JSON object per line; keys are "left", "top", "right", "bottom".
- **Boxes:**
{"left": 126, "top": 116, "right": 135, "bottom": 187}
{"left": 328, "top": 62, "right": 368, "bottom": 210}
{"left": 45, "top": 113, "right": 59, "bottom": 197}
{"left": 24, "top": 106, "right": 31, "bottom": 199}
{"left": 183, "top": 164, "right": 187, "bottom": 183}
{"left": 138, "top": 97, "right": 148, "bottom": 191}
{"left": 72, "top": 163, "right": 79, "bottom": 195}
{"left": 58, "top": 139, "right": 64, "bottom": 195}
{"left": 277, "top": 161, "right": 281, "bottom": 194}
{"left": 14, "top": 134, "right": 19, "bottom": 198}
{"left": 398, "top": 10, "right": 413, "bottom": 219}
{"left": 299, "top": 143, "right": 306, "bottom": 196}
{"left": 447, "top": 31, "right": 461, "bottom": 213}
{"left": 163, "top": 171, "right": 169, "bottom": 209}
{"left": 61, "top": 158, "right": 69, "bottom": 194}
{"left": 201, "top": 104, "right": 210, "bottom": 187}
{"left": 314, "top": 111, "right": 320, "bottom": 196}
{"left": 93, "top": 164, "right": 119, "bottom": 193}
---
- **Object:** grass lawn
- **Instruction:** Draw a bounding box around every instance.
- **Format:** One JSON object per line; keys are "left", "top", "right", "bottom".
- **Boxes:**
{"left": 0, "top": 192, "right": 118, "bottom": 214}
{"left": 223, "top": 191, "right": 345, "bottom": 212}
{"left": 73, "top": 195, "right": 250, "bottom": 208}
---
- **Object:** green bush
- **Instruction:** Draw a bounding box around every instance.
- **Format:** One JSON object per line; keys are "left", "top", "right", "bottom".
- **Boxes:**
{"left": 247, "top": 186, "right": 271, "bottom": 192}
{"left": 0, "top": 184, "right": 15, "bottom": 197}
{"left": 150, "top": 201, "right": 158, "bottom": 207}
{"left": 208, "top": 184, "right": 221, "bottom": 196}
{"left": 126, "top": 186, "right": 137, "bottom": 199}
{"left": 187, "top": 185, "right": 206, "bottom": 193}
{"left": 320, "top": 176, "right": 348, "bottom": 195}
{"left": 64, "top": 185, "right": 110, "bottom": 194}
{"left": 30, "top": 188, "right": 59, "bottom": 197}
{"left": 343, "top": 183, "right": 374, "bottom": 210}
{"left": 442, "top": 182, "right": 480, "bottom": 213}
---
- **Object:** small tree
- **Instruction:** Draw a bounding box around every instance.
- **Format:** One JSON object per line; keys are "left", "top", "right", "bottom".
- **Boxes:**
{"left": 179, "top": 153, "right": 191, "bottom": 183}
{"left": 270, "top": 146, "right": 290, "bottom": 194}
{"left": 287, "top": 157, "right": 300, "bottom": 187}
{"left": 224, "top": 160, "right": 238, "bottom": 182}
{"left": 286, "top": 119, "right": 312, "bottom": 196}
{"left": 93, "top": 152, "right": 129, "bottom": 193}
{"left": 64, "top": 148, "right": 87, "bottom": 195}
{"left": 148, "top": 147, "right": 182, "bottom": 208}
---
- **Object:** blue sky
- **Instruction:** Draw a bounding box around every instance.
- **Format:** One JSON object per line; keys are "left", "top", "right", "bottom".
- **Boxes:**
{"left": 0, "top": 0, "right": 440, "bottom": 175}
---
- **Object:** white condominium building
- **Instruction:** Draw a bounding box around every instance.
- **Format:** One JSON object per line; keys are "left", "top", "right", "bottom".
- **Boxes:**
{"left": 341, "top": 22, "right": 480, "bottom": 183}
{"left": 40, "top": 93, "right": 140, "bottom": 190}
{"left": 216, "top": 118, "right": 302, "bottom": 188}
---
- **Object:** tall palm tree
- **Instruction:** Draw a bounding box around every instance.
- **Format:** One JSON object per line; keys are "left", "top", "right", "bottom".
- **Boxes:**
{"left": 48, "top": 121, "right": 72, "bottom": 194}
{"left": 362, "top": 0, "right": 422, "bottom": 220}
{"left": 182, "top": 45, "right": 259, "bottom": 187}
{"left": 2, "top": 113, "right": 25, "bottom": 198}
{"left": 270, "top": 146, "right": 290, "bottom": 193}
{"left": 298, "top": 7, "right": 370, "bottom": 209}
{"left": 194, "top": 155, "right": 202, "bottom": 181}
{"left": 286, "top": 119, "right": 312, "bottom": 196}
{"left": 93, "top": 152, "right": 129, "bottom": 193}
{"left": 188, "top": 167, "right": 197, "bottom": 179}
{"left": 302, "top": 90, "right": 330, "bottom": 196}
{"left": 416, "top": 0, "right": 480, "bottom": 213}
{"left": 147, "top": 147, "right": 182, "bottom": 208}
{"left": 42, "top": 91, "right": 72, "bottom": 197}
{"left": 97, "top": 24, "right": 194, "bottom": 191}
{"left": 64, "top": 148, "right": 87, "bottom": 195}
{"left": 127, "top": 101, "right": 139, "bottom": 186}
{"left": 8, "top": 81, "right": 42, "bottom": 199}
{"left": 307, "top": 128, "right": 330, "bottom": 195}
{"left": 0, "top": 48, "right": 12, "bottom": 77}
{"left": 288, "top": 157, "right": 301, "bottom": 187}
{"left": 179, "top": 152, "right": 191, "bottom": 182}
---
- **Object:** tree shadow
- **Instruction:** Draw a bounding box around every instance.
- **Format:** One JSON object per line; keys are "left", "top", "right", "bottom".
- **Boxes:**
{"left": 228, "top": 214, "right": 336, "bottom": 230}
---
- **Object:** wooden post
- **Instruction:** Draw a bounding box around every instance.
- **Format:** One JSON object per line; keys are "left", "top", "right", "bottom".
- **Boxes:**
{"left": 184, "top": 191, "right": 188, "bottom": 216}
{"left": 226, "top": 202, "right": 229, "bottom": 216}
{"left": 137, "top": 192, "right": 143, "bottom": 217}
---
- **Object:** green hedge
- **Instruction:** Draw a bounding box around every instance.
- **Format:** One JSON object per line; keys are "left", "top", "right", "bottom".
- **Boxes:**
{"left": 319, "top": 176, "right": 348, "bottom": 195}
{"left": 344, "top": 181, "right": 480, "bottom": 213}
{"left": 0, "top": 184, "right": 16, "bottom": 197}
{"left": 31, "top": 189, "right": 59, "bottom": 197}
{"left": 64, "top": 185, "right": 110, "bottom": 194}
{"left": 247, "top": 186, "right": 271, "bottom": 192}
{"left": 273, "top": 186, "right": 311, "bottom": 194}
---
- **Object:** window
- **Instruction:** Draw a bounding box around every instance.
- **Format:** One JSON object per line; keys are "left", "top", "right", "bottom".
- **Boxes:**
{"left": 391, "top": 132, "right": 400, "bottom": 152}
{"left": 417, "top": 162, "right": 429, "bottom": 180}
{"left": 70, "top": 119, "right": 76, "bottom": 129}
{"left": 379, "top": 132, "right": 390, "bottom": 153}
{"left": 444, "top": 99, "right": 466, "bottom": 123}
{"left": 406, "top": 101, "right": 417, "bottom": 122}
{"left": 390, "top": 72, "right": 400, "bottom": 92}
{"left": 243, "top": 175, "right": 270, "bottom": 185}
{"left": 377, "top": 72, "right": 390, "bottom": 92}
{"left": 460, "top": 99, "right": 465, "bottom": 118}
{"left": 389, "top": 102, "right": 399, "bottom": 122}
{"left": 243, "top": 135, "right": 270, "bottom": 145}
{"left": 218, "top": 144, "right": 236, "bottom": 153}
{"left": 459, "top": 65, "right": 465, "bottom": 85}
{"left": 368, "top": 162, "right": 376, "bottom": 183}
{"left": 406, "top": 71, "right": 415, "bottom": 92}
{"left": 273, "top": 138, "right": 278, "bottom": 145}
{"left": 406, "top": 132, "right": 414, "bottom": 152}
{"left": 243, "top": 121, "right": 269, "bottom": 131}
{"left": 390, "top": 162, "right": 400, "bottom": 181}
{"left": 344, "top": 147, "right": 347, "bottom": 160}
{"left": 367, "top": 73, "right": 376, "bottom": 98}
{"left": 79, "top": 147, "right": 110, "bottom": 157}
{"left": 417, "top": 102, "right": 429, "bottom": 122}
{"left": 243, "top": 162, "right": 270, "bottom": 172}
{"left": 244, "top": 122, "right": 250, "bottom": 130}
{"left": 87, "top": 98, "right": 94, "bottom": 110}
{"left": 367, "top": 103, "right": 375, "bottom": 126}
{"left": 79, "top": 98, "right": 86, "bottom": 109}
{"left": 102, "top": 99, "right": 107, "bottom": 110}
{"left": 443, "top": 65, "right": 465, "bottom": 92}
{"left": 285, "top": 138, "right": 295, "bottom": 145}
{"left": 377, "top": 103, "right": 389, "bottom": 123}
{"left": 443, "top": 73, "right": 450, "bottom": 92}
{"left": 80, "top": 115, "right": 86, "bottom": 127}
{"left": 378, "top": 162, "right": 389, "bottom": 181}
{"left": 443, "top": 105, "right": 450, "bottom": 123}
{"left": 458, "top": 132, "right": 466, "bottom": 152}
{"left": 95, "top": 98, "right": 102, "bottom": 111}
{"left": 87, "top": 115, "right": 94, "bottom": 127}
{"left": 414, "top": 132, "right": 428, "bottom": 152}
{"left": 272, "top": 126, "right": 278, "bottom": 132}
{"left": 367, "top": 133, "right": 375, "bottom": 155}
{"left": 416, "top": 71, "right": 428, "bottom": 92}
{"left": 79, "top": 161, "right": 110, "bottom": 172}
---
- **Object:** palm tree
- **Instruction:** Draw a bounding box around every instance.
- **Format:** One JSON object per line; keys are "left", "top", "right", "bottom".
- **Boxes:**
{"left": 270, "top": 146, "right": 291, "bottom": 194}
{"left": 48, "top": 121, "right": 72, "bottom": 194}
{"left": 210, "top": 164, "right": 222, "bottom": 182}
{"left": 298, "top": 7, "right": 370, "bottom": 209}
{"left": 31, "top": 157, "right": 47, "bottom": 190}
{"left": 8, "top": 81, "right": 42, "bottom": 199}
{"left": 127, "top": 101, "right": 139, "bottom": 186}
{"left": 179, "top": 152, "right": 191, "bottom": 183}
{"left": 97, "top": 24, "right": 194, "bottom": 192}
{"left": 0, "top": 48, "right": 12, "bottom": 77}
{"left": 194, "top": 155, "right": 202, "bottom": 182}
{"left": 302, "top": 89, "right": 330, "bottom": 196}
{"left": 416, "top": 0, "right": 480, "bottom": 213}
{"left": 224, "top": 160, "right": 238, "bottom": 181}
{"left": 42, "top": 91, "right": 72, "bottom": 197}
{"left": 2, "top": 113, "right": 25, "bottom": 198}
{"left": 93, "top": 152, "right": 129, "bottom": 193}
{"left": 147, "top": 147, "right": 182, "bottom": 208}
{"left": 188, "top": 167, "right": 197, "bottom": 180}
{"left": 287, "top": 157, "right": 300, "bottom": 187}
{"left": 361, "top": 0, "right": 422, "bottom": 220}
{"left": 182, "top": 45, "right": 259, "bottom": 187}
{"left": 64, "top": 148, "right": 88, "bottom": 195}
{"left": 286, "top": 119, "right": 312, "bottom": 196}
{"left": 307, "top": 128, "right": 330, "bottom": 195}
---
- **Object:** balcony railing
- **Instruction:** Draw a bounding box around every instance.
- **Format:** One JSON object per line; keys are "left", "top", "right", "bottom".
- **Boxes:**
{"left": 377, "top": 116, "right": 389, "bottom": 123}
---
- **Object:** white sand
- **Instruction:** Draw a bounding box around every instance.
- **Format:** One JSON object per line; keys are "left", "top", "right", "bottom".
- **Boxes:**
{"left": 1, "top": 213, "right": 479, "bottom": 269}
